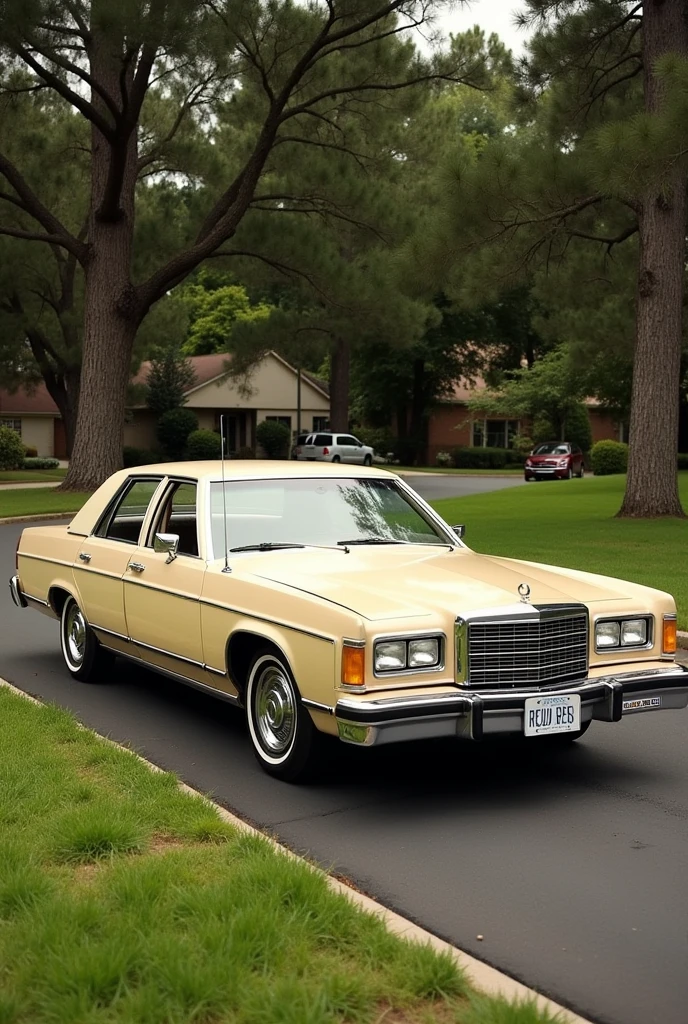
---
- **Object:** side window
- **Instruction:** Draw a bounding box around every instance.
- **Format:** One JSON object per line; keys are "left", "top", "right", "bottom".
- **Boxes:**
{"left": 150, "top": 481, "right": 199, "bottom": 557}
{"left": 314, "top": 434, "right": 332, "bottom": 446}
{"left": 338, "top": 435, "right": 357, "bottom": 446}
{"left": 97, "top": 479, "right": 161, "bottom": 545}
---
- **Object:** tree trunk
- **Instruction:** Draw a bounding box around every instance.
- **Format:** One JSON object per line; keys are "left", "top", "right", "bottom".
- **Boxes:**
{"left": 329, "top": 337, "right": 351, "bottom": 431}
{"left": 409, "top": 357, "right": 428, "bottom": 465}
{"left": 619, "top": 0, "right": 687, "bottom": 518}
{"left": 61, "top": 25, "right": 139, "bottom": 492}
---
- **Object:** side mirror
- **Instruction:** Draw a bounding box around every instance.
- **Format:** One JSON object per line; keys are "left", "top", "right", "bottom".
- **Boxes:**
{"left": 154, "top": 533, "right": 179, "bottom": 563}
{"left": 452, "top": 524, "right": 466, "bottom": 540}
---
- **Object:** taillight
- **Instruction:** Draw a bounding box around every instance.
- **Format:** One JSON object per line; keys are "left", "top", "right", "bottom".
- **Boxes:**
{"left": 323, "top": 447, "right": 329, "bottom": 455}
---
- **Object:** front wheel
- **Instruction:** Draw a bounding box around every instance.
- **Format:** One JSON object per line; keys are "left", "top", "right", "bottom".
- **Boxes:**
{"left": 60, "top": 596, "right": 113, "bottom": 682}
{"left": 363, "top": 454, "right": 372, "bottom": 467}
{"left": 566, "top": 467, "right": 573, "bottom": 480}
{"left": 245, "top": 650, "right": 319, "bottom": 781}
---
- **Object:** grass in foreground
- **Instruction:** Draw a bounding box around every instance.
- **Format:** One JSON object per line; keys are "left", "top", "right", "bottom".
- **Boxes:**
{"left": 431, "top": 474, "right": 688, "bottom": 630}
{"left": 0, "top": 486, "right": 90, "bottom": 519}
{"left": 0, "top": 687, "right": 561, "bottom": 1024}
{"left": 0, "top": 469, "right": 67, "bottom": 483}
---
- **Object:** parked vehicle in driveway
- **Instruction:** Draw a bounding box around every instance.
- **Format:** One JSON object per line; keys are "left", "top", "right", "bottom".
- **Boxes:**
{"left": 9, "top": 460, "right": 687, "bottom": 782}
{"left": 297, "top": 432, "right": 374, "bottom": 465}
{"left": 525, "top": 442, "right": 585, "bottom": 481}
{"left": 292, "top": 433, "right": 309, "bottom": 460}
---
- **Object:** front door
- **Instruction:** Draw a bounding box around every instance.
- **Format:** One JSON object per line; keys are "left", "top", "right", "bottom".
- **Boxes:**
{"left": 124, "top": 480, "right": 205, "bottom": 671}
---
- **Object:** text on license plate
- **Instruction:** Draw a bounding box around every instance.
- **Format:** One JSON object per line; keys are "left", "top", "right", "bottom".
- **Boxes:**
{"left": 524, "top": 694, "right": 581, "bottom": 736}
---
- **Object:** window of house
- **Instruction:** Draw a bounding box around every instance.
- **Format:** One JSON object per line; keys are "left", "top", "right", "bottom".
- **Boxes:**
{"left": 486, "top": 419, "right": 520, "bottom": 449}
{"left": 472, "top": 420, "right": 485, "bottom": 448}
{"left": 266, "top": 416, "right": 291, "bottom": 429}
{"left": 0, "top": 418, "right": 21, "bottom": 436}
{"left": 312, "top": 416, "right": 329, "bottom": 432}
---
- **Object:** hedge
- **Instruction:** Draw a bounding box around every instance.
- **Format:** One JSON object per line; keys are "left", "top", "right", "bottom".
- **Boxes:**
{"left": 185, "top": 429, "right": 222, "bottom": 460}
{"left": 0, "top": 426, "right": 26, "bottom": 470}
{"left": 22, "top": 457, "right": 60, "bottom": 469}
{"left": 123, "top": 447, "right": 159, "bottom": 468}
{"left": 451, "top": 446, "right": 525, "bottom": 469}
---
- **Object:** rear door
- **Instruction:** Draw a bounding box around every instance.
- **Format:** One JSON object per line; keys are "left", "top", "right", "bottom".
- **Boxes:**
{"left": 74, "top": 476, "right": 165, "bottom": 638}
{"left": 304, "top": 433, "right": 332, "bottom": 460}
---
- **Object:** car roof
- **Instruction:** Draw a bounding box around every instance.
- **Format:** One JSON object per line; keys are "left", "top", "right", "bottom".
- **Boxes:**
{"left": 68, "top": 460, "right": 394, "bottom": 536}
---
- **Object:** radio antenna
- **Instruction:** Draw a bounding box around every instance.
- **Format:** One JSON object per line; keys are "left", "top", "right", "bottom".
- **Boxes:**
{"left": 220, "top": 415, "right": 231, "bottom": 573}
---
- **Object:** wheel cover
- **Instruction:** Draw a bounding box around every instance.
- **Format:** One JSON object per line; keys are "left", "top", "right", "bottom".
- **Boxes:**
{"left": 65, "top": 603, "right": 86, "bottom": 666}
{"left": 254, "top": 665, "right": 296, "bottom": 755}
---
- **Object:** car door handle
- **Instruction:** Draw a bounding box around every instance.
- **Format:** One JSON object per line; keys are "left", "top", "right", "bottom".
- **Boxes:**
{"left": 79, "top": 552, "right": 92, "bottom": 563}
{"left": 127, "top": 562, "right": 146, "bottom": 573}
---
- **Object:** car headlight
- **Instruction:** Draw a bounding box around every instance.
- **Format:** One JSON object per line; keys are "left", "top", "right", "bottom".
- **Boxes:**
{"left": 409, "top": 637, "right": 439, "bottom": 668}
{"left": 525, "top": 460, "right": 532, "bottom": 467}
{"left": 374, "top": 636, "right": 442, "bottom": 673}
{"left": 595, "top": 617, "right": 651, "bottom": 650}
{"left": 621, "top": 619, "right": 647, "bottom": 646}
{"left": 374, "top": 641, "right": 406, "bottom": 672}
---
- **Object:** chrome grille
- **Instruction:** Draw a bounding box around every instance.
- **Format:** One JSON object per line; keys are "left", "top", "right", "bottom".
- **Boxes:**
{"left": 467, "top": 611, "right": 588, "bottom": 688}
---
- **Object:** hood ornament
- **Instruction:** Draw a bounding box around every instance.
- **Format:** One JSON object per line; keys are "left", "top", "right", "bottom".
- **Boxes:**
{"left": 518, "top": 583, "right": 531, "bottom": 603}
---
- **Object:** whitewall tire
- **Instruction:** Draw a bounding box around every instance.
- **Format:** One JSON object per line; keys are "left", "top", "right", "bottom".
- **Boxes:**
{"left": 246, "top": 650, "right": 318, "bottom": 781}
{"left": 59, "top": 596, "right": 113, "bottom": 683}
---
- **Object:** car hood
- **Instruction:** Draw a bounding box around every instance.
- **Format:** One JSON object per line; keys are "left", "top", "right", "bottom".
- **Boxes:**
{"left": 242, "top": 546, "right": 633, "bottom": 621}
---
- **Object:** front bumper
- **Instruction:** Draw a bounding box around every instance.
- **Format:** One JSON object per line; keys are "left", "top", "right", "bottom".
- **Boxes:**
{"left": 9, "top": 575, "right": 27, "bottom": 609}
{"left": 335, "top": 665, "right": 688, "bottom": 746}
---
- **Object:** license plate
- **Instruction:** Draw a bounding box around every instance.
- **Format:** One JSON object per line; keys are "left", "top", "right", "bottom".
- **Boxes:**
{"left": 524, "top": 694, "right": 581, "bottom": 736}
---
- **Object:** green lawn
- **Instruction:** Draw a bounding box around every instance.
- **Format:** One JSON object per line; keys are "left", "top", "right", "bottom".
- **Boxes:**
{"left": 0, "top": 469, "right": 67, "bottom": 483}
{"left": 0, "top": 487, "right": 90, "bottom": 519}
{"left": 0, "top": 685, "right": 556, "bottom": 1024}
{"left": 432, "top": 474, "right": 688, "bottom": 630}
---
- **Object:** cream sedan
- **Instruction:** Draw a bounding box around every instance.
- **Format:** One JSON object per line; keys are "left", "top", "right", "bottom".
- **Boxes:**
{"left": 9, "top": 461, "right": 688, "bottom": 781}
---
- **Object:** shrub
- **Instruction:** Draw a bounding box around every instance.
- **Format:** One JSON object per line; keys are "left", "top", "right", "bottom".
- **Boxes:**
{"left": 451, "top": 446, "right": 508, "bottom": 469}
{"left": 156, "top": 408, "right": 198, "bottom": 460}
{"left": 0, "top": 426, "right": 25, "bottom": 470}
{"left": 512, "top": 434, "right": 534, "bottom": 457}
{"left": 122, "top": 447, "right": 158, "bottom": 468}
{"left": 256, "top": 419, "right": 291, "bottom": 459}
{"left": 355, "top": 427, "right": 395, "bottom": 456}
{"left": 678, "top": 452, "right": 688, "bottom": 470}
{"left": 22, "top": 457, "right": 60, "bottom": 469}
{"left": 23, "top": 445, "right": 38, "bottom": 458}
{"left": 391, "top": 436, "right": 424, "bottom": 466}
{"left": 234, "top": 445, "right": 256, "bottom": 460}
{"left": 564, "top": 402, "right": 593, "bottom": 455}
{"left": 590, "top": 440, "right": 629, "bottom": 475}
{"left": 185, "top": 429, "right": 222, "bottom": 460}
{"left": 435, "top": 451, "right": 452, "bottom": 467}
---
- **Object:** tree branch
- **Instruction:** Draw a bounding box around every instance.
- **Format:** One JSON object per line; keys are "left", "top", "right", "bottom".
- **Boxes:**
{"left": 567, "top": 222, "right": 639, "bottom": 254}
{"left": 0, "top": 153, "right": 87, "bottom": 262}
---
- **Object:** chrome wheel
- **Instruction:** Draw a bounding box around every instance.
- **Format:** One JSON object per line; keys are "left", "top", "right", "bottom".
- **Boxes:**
{"left": 65, "top": 602, "right": 86, "bottom": 668}
{"left": 254, "top": 663, "right": 296, "bottom": 756}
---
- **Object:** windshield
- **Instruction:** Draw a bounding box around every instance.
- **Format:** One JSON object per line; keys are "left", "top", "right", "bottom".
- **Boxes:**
{"left": 533, "top": 444, "right": 569, "bottom": 455}
{"left": 208, "top": 477, "right": 453, "bottom": 556}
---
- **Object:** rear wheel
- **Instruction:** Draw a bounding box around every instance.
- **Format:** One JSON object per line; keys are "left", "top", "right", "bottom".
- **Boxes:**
{"left": 245, "top": 650, "right": 319, "bottom": 782}
{"left": 578, "top": 465, "right": 585, "bottom": 479}
{"left": 331, "top": 454, "right": 341, "bottom": 463}
{"left": 59, "top": 596, "right": 113, "bottom": 682}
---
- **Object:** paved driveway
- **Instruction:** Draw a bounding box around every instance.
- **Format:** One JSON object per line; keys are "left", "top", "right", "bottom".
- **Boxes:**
{"left": 2, "top": 519, "right": 687, "bottom": 1024}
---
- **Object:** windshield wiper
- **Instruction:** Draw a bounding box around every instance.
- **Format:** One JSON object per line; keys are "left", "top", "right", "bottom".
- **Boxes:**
{"left": 229, "top": 542, "right": 305, "bottom": 553}
{"left": 229, "top": 541, "right": 350, "bottom": 554}
{"left": 337, "top": 537, "right": 407, "bottom": 546}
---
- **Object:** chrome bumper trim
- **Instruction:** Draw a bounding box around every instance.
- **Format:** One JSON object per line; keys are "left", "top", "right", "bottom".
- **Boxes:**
{"left": 335, "top": 665, "right": 688, "bottom": 746}
{"left": 9, "top": 575, "right": 27, "bottom": 609}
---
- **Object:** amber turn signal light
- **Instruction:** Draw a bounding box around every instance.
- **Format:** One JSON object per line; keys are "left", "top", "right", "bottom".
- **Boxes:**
{"left": 342, "top": 644, "right": 365, "bottom": 687}
{"left": 663, "top": 616, "right": 677, "bottom": 655}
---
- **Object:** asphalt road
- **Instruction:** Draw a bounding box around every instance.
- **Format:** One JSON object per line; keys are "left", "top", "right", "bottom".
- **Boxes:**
{"left": 399, "top": 471, "right": 526, "bottom": 503}
{"left": 2, "top": 514, "right": 687, "bottom": 1024}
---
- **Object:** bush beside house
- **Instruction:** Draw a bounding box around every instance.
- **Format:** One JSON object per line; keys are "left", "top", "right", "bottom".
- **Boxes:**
{"left": 186, "top": 429, "right": 222, "bottom": 460}
{"left": 156, "top": 408, "right": 199, "bottom": 460}
{"left": 256, "top": 419, "right": 291, "bottom": 459}
{"left": 0, "top": 426, "right": 25, "bottom": 470}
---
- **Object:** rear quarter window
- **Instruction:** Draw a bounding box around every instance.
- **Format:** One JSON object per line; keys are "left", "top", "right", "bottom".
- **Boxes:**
{"left": 314, "top": 434, "right": 332, "bottom": 446}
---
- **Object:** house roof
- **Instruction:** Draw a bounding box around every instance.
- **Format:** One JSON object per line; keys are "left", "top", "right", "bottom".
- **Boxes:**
{"left": 0, "top": 382, "right": 59, "bottom": 416}
{"left": 132, "top": 351, "right": 330, "bottom": 402}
